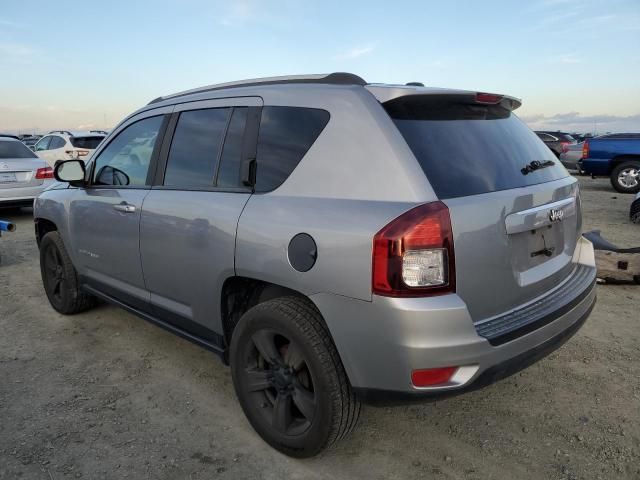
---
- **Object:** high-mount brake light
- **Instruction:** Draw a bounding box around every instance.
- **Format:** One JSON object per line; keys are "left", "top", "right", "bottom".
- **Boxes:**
{"left": 372, "top": 202, "right": 455, "bottom": 297}
{"left": 475, "top": 92, "right": 503, "bottom": 104}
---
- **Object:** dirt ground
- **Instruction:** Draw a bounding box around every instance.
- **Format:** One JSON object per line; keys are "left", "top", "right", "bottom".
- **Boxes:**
{"left": 0, "top": 176, "right": 638, "bottom": 480}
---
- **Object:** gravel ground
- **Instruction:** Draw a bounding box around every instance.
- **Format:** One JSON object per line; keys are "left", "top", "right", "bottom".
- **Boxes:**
{"left": 0, "top": 176, "right": 638, "bottom": 480}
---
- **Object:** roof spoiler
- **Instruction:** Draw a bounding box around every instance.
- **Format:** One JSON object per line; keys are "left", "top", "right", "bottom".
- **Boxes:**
{"left": 366, "top": 85, "right": 522, "bottom": 111}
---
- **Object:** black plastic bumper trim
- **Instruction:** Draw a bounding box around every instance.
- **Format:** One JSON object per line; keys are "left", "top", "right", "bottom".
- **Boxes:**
{"left": 353, "top": 295, "right": 595, "bottom": 406}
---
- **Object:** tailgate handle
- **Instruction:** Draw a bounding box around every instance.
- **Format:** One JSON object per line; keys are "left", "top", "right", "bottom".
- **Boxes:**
{"left": 505, "top": 197, "right": 575, "bottom": 235}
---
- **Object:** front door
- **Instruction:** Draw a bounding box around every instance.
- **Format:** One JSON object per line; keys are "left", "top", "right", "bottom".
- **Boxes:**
{"left": 68, "top": 113, "right": 168, "bottom": 310}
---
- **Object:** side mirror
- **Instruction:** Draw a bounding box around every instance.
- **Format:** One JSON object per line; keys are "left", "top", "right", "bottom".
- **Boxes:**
{"left": 54, "top": 160, "right": 86, "bottom": 186}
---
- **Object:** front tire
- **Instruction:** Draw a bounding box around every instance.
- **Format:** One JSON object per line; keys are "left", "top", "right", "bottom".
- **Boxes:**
{"left": 229, "top": 296, "right": 360, "bottom": 457}
{"left": 39, "top": 231, "right": 96, "bottom": 314}
{"left": 610, "top": 161, "right": 640, "bottom": 193}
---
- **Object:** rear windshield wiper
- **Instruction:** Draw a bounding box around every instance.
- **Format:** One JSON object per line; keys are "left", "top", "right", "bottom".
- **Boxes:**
{"left": 521, "top": 160, "right": 555, "bottom": 175}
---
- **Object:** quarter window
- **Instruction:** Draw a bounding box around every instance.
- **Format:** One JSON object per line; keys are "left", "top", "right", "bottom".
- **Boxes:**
{"left": 255, "top": 106, "right": 329, "bottom": 192}
{"left": 217, "top": 107, "right": 248, "bottom": 188}
{"left": 164, "top": 108, "right": 230, "bottom": 188}
{"left": 92, "top": 115, "right": 164, "bottom": 187}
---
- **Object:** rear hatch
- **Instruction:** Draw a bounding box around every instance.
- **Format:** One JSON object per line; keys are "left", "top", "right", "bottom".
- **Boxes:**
{"left": 0, "top": 141, "right": 46, "bottom": 189}
{"left": 383, "top": 93, "right": 580, "bottom": 321}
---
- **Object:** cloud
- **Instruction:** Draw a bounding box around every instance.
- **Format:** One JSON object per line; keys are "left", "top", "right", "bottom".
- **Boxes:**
{"left": 333, "top": 45, "right": 375, "bottom": 60}
{"left": 0, "top": 42, "right": 36, "bottom": 57}
{"left": 521, "top": 112, "right": 640, "bottom": 133}
{"left": 218, "top": 0, "right": 256, "bottom": 26}
{"left": 0, "top": 19, "right": 22, "bottom": 28}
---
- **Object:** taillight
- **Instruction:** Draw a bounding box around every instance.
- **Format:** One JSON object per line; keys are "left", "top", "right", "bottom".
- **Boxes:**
{"left": 35, "top": 167, "right": 54, "bottom": 179}
{"left": 561, "top": 142, "right": 570, "bottom": 153}
{"left": 65, "top": 149, "right": 90, "bottom": 158}
{"left": 372, "top": 201, "right": 455, "bottom": 297}
{"left": 475, "top": 92, "right": 503, "bottom": 104}
{"left": 581, "top": 141, "right": 589, "bottom": 159}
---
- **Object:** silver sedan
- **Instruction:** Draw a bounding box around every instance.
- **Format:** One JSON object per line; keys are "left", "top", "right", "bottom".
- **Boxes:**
{"left": 0, "top": 136, "right": 56, "bottom": 208}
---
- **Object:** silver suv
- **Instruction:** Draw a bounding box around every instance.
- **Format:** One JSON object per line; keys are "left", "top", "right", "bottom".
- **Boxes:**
{"left": 34, "top": 73, "right": 597, "bottom": 457}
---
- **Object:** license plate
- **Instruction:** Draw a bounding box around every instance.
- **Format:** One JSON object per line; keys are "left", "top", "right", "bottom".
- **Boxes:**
{"left": 0, "top": 172, "right": 17, "bottom": 183}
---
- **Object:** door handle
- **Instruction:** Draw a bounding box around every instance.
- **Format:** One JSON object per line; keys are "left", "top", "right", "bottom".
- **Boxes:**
{"left": 113, "top": 202, "right": 136, "bottom": 213}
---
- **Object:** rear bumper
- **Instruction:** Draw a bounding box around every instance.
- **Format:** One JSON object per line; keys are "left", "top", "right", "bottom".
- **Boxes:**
{"left": 311, "top": 237, "right": 597, "bottom": 402}
{"left": 0, "top": 182, "right": 52, "bottom": 207}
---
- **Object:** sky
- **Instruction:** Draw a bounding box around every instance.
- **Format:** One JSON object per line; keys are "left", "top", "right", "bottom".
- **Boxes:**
{"left": 1, "top": 0, "right": 639, "bottom": 134}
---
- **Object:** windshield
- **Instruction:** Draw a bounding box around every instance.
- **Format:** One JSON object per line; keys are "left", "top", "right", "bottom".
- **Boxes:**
{"left": 0, "top": 140, "right": 38, "bottom": 159}
{"left": 385, "top": 96, "right": 569, "bottom": 198}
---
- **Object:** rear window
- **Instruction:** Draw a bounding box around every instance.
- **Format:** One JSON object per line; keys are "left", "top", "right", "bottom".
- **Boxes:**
{"left": 255, "top": 106, "right": 329, "bottom": 192}
{"left": 0, "top": 140, "right": 37, "bottom": 159}
{"left": 70, "top": 136, "right": 104, "bottom": 149}
{"left": 386, "top": 96, "right": 569, "bottom": 199}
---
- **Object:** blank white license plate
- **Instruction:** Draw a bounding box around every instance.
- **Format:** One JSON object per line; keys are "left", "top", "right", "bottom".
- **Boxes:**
{"left": 0, "top": 172, "right": 17, "bottom": 183}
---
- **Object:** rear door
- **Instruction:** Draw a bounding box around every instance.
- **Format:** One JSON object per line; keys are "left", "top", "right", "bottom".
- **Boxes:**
{"left": 139, "top": 97, "right": 262, "bottom": 341}
{"left": 386, "top": 95, "right": 579, "bottom": 321}
{"left": 68, "top": 110, "right": 170, "bottom": 310}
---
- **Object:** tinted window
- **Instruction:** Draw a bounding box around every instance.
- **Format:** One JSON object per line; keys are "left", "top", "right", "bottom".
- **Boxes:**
{"left": 93, "top": 116, "right": 163, "bottom": 187}
{"left": 386, "top": 97, "right": 568, "bottom": 199}
{"left": 35, "top": 136, "right": 51, "bottom": 151}
{"left": 164, "top": 108, "right": 229, "bottom": 188}
{"left": 70, "top": 136, "right": 105, "bottom": 149}
{"left": 49, "top": 136, "right": 66, "bottom": 149}
{"left": 255, "top": 106, "right": 329, "bottom": 192}
{"left": 217, "top": 107, "right": 248, "bottom": 188}
{"left": 0, "top": 140, "right": 38, "bottom": 159}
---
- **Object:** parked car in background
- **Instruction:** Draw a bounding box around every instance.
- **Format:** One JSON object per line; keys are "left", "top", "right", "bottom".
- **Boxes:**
{"left": 21, "top": 135, "right": 42, "bottom": 149}
{"left": 34, "top": 73, "right": 597, "bottom": 457}
{"left": 0, "top": 135, "right": 55, "bottom": 208}
{"left": 34, "top": 130, "right": 106, "bottom": 167}
{"left": 579, "top": 133, "right": 640, "bottom": 193}
{"left": 535, "top": 131, "right": 577, "bottom": 157}
{"left": 560, "top": 142, "right": 585, "bottom": 172}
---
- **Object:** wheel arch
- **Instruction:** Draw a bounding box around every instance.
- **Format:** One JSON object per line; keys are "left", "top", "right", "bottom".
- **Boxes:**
{"left": 610, "top": 154, "right": 640, "bottom": 171}
{"left": 34, "top": 217, "right": 58, "bottom": 247}
{"left": 220, "top": 276, "right": 334, "bottom": 360}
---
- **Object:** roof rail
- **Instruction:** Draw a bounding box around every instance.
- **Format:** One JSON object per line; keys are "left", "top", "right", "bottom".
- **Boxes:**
{"left": 89, "top": 130, "right": 108, "bottom": 135}
{"left": 48, "top": 130, "right": 73, "bottom": 136}
{"left": 148, "top": 72, "right": 367, "bottom": 105}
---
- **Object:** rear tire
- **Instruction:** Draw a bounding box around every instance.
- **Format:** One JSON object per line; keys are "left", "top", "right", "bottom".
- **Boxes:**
{"left": 229, "top": 296, "right": 360, "bottom": 457}
{"left": 39, "top": 231, "right": 96, "bottom": 314}
{"left": 610, "top": 161, "right": 640, "bottom": 193}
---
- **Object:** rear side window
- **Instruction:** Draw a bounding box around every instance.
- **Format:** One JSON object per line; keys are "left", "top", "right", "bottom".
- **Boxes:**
{"left": 255, "top": 106, "right": 329, "bottom": 192}
{"left": 164, "top": 108, "right": 230, "bottom": 188}
{"left": 70, "top": 136, "right": 104, "bottom": 149}
{"left": 386, "top": 97, "right": 569, "bottom": 199}
{"left": 49, "top": 136, "right": 66, "bottom": 149}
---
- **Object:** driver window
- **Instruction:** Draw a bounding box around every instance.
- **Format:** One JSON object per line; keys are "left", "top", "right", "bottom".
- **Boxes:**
{"left": 92, "top": 116, "right": 164, "bottom": 187}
